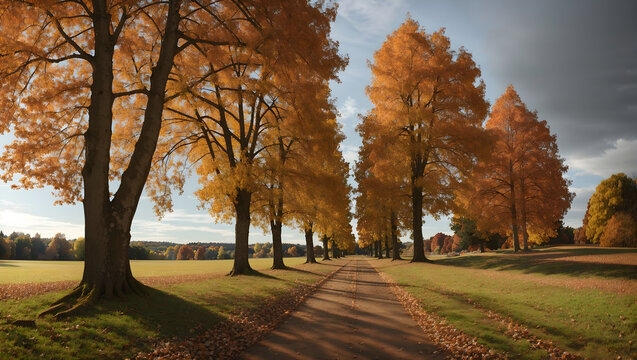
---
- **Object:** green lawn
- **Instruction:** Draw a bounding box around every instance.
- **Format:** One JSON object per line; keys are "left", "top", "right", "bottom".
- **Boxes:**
{"left": 0, "top": 258, "right": 342, "bottom": 360}
{"left": 0, "top": 257, "right": 308, "bottom": 284}
{"left": 374, "top": 247, "right": 637, "bottom": 360}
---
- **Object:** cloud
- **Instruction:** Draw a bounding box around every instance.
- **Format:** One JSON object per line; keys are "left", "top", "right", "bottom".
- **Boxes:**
{"left": 568, "top": 138, "right": 637, "bottom": 178}
{"left": 337, "top": 0, "right": 407, "bottom": 37}
{"left": 340, "top": 144, "right": 359, "bottom": 165}
{"left": 338, "top": 96, "right": 359, "bottom": 119}
{"left": 0, "top": 208, "right": 83, "bottom": 238}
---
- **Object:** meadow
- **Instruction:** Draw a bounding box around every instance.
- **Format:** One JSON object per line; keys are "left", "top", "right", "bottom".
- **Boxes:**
{"left": 374, "top": 246, "right": 637, "bottom": 359}
{"left": 0, "top": 257, "right": 340, "bottom": 359}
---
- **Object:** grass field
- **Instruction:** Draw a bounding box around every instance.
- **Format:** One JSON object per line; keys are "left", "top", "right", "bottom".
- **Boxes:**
{"left": 0, "top": 258, "right": 341, "bottom": 360}
{"left": 0, "top": 257, "right": 309, "bottom": 284}
{"left": 374, "top": 246, "right": 637, "bottom": 360}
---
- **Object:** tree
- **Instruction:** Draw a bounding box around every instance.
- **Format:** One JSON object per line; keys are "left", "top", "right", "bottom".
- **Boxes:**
{"left": 366, "top": 18, "right": 490, "bottom": 262}
{"left": 14, "top": 235, "right": 32, "bottom": 260}
{"left": 0, "top": 0, "right": 236, "bottom": 316}
{"left": 31, "top": 234, "right": 47, "bottom": 260}
{"left": 217, "top": 246, "right": 230, "bottom": 260}
{"left": 205, "top": 246, "right": 219, "bottom": 260}
{"left": 164, "top": 246, "right": 178, "bottom": 260}
{"left": 129, "top": 245, "right": 149, "bottom": 260}
{"left": 74, "top": 237, "right": 85, "bottom": 261}
{"left": 0, "top": 236, "right": 9, "bottom": 259}
{"left": 286, "top": 246, "right": 298, "bottom": 257}
{"left": 600, "top": 212, "right": 637, "bottom": 247}
{"left": 177, "top": 245, "right": 194, "bottom": 260}
{"left": 45, "top": 233, "right": 73, "bottom": 260}
{"left": 460, "top": 86, "right": 572, "bottom": 251}
{"left": 195, "top": 246, "right": 206, "bottom": 260}
{"left": 585, "top": 173, "right": 637, "bottom": 244}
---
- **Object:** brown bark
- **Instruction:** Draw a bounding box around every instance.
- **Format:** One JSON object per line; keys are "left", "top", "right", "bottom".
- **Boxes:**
{"left": 331, "top": 240, "right": 339, "bottom": 258}
{"left": 304, "top": 224, "right": 317, "bottom": 263}
{"left": 410, "top": 182, "right": 429, "bottom": 262}
{"left": 40, "top": 0, "right": 182, "bottom": 318}
{"left": 519, "top": 179, "right": 529, "bottom": 251}
{"left": 384, "top": 234, "right": 390, "bottom": 258}
{"left": 391, "top": 212, "right": 402, "bottom": 260}
{"left": 322, "top": 236, "right": 330, "bottom": 260}
{"left": 508, "top": 160, "right": 521, "bottom": 252}
{"left": 270, "top": 219, "right": 286, "bottom": 269}
{"left": 229, "top": 189, "right": 254, "bottom": 275}
{"left": 376, "top": 240, "right": 383, "bottom": 259}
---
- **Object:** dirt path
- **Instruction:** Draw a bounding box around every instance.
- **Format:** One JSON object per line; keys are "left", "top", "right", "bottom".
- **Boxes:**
{"left": 240, "top": 258, "right": 444, "bottom": 360}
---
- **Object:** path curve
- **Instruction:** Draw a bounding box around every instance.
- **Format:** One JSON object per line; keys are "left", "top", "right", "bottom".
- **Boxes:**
{"left": 240, "top": 258, "right": 444, "bottom": 360}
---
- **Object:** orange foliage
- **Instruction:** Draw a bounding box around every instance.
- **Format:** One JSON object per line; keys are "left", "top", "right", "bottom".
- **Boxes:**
{"left": 460, "top": 86, "right": 572, "bottom": 251}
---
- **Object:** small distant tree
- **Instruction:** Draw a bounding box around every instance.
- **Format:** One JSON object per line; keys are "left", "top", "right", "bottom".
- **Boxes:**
{"left": 0, "top": 236, "right": 9, "bottom": 259}
{"left": 164, "top": 246, "right": 177, "bottom": 260}
{"left": 217, "top": 246, "right": 230, "bottom": 260}
{"left": 287, "top": 246, "right": 299, "bottom": 257}
{"left": 45, "top": 234, "right": 73, "bottom": 260}
{"left": 313, "top": 245, "right": 324, "bottom": 257}
{"left": 195, "top": 246, "right": 206, "bottom": 260}
{"left": 148, "top": 250, "right": 165, "bottom": 260}
{"left": 73, "top": 237, "right": 85, "bottom": 261}
{"left": 14, "top": 236, "right": 32, "bottom": 260}
{"left": 205, "top": 247, "right": 219, "bottom": 260}
{"left": 129, "top": 245, "right": 150, "bottom": 260}
{"left": 30, "top": 234, "right": 47, "bottom": 260}
{"left": 177, "top": 245, "right": 195, "bottom": 260}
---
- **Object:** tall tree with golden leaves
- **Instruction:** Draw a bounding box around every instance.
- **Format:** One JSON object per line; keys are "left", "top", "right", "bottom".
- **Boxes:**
{"left": 146, "top": 0, "right": 346, "bottom": 275}
{"left": 366, "top": 19, "right": 489, "bottom": 262}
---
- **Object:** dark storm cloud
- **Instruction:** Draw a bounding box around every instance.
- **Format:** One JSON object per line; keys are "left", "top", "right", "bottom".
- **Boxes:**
{"left": 476, "top": 0, "right": 637, "bottom": 158}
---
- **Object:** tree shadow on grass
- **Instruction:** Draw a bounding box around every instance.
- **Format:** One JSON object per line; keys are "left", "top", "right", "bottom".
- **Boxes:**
{"left": 436, "top": 249, "right": 637, "bottom": 280}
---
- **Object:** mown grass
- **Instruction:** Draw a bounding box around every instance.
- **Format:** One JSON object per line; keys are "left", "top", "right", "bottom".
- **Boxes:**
{"left": 375, "top": 247, "right": 637, "bottom": 360}
{"left": 0, "top": 259, "right": 343, "bottom": 360}
{"left": 0, "top": 257, "right": 309, "bottom": 284}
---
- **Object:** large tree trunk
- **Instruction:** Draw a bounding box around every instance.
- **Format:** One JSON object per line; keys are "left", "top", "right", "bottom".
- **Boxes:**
{"left": 270, "top": 220, "right": 286, "bottom": 269}
{"left": 508, "top": 161, "right": 521, "bottom": 252}
{"left": 230, "top": 189, "right": 254, "bottom": 275}
{"left": 304, "top": 224, "right": 317, "bottom": 263}
{"left": 384, "top": 234, "right": 390, "bottom": 258}
{"left": 410, "top": 183, "right": 429, "bottom": 262}
{"left": 377, "top": 240, "right": 383, "bottom": 259}
{"left": 391, "top": 212, "right": 402, "bottom": 260}
{"left": 322, "top": 236, "right": 330, "bottom": 260}
{"left": 40, "top": 0, "right": 182, "bottom": 318}
{"left": 331, "top": 240, "right": 339, "bottom": 258}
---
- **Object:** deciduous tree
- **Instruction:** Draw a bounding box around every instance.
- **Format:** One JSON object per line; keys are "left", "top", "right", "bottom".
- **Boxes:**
{"left": 365, "top": 19, "right": 489, "bottom": 262}
{"left": 461, "top": 86, "right": 572, "bottom": 251}
{"left": 585, "top": 173, "right": 637, "bottom": 244}
{"left": 0, "top": 0, "right": 251, "bottom": 316}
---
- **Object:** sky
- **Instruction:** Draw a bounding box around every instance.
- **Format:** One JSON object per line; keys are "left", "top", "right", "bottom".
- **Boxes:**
{"left": 1, "top": 0, "right": 636, "bottom": 244}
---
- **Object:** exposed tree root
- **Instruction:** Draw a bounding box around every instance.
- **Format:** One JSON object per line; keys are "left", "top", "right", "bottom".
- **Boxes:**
{"left": 271, "top": 264, "right": 289, "bottom": 270}
{"left": 227, "top": 267, "right": 257, "bottom": 276}
{"left": 38, "top": 275, "right": 148, "bottom": 319}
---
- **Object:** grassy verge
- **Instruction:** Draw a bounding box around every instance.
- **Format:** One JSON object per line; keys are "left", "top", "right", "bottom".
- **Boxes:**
{"left": 0, "top": 257, "right": 309, "bottom": 284}
{"left": 373, "top": 248, "right": 637, "bottom": 360}
{"left": 0, "top": 259, "right": 343, "bottom": 360}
